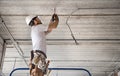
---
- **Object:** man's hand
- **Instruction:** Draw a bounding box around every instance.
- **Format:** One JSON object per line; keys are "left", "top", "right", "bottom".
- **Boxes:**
{"left": 51, "top": 14, "right": 59, "bottom": 22}
{"left": 47, "top": 14, "right": 59, "bottom": 32}
{"left": 52, "top": 14, "right": 58, "bottom": 21}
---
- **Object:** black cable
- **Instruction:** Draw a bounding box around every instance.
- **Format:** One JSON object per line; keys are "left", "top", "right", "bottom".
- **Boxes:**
{"left": 66, "top": 8, "right": 80, "bottom": 45}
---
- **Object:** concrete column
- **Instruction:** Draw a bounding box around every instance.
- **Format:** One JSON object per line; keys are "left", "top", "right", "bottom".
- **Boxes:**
{"left": 0, "top": 37, "right": 6, "bottom": 69}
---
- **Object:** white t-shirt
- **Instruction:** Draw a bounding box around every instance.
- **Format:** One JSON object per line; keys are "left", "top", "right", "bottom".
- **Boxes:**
{"left": 31, "top": 24, "right": 48, "bottom": 54}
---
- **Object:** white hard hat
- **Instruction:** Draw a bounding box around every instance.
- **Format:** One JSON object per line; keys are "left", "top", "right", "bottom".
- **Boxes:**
{"left": 25, "top": 15, "right": 36, "bottom": 25}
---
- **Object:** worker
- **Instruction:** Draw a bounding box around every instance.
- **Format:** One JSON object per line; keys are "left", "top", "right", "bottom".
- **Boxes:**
{"left": 25, "top": 13, "right": 59, "bottom": 76}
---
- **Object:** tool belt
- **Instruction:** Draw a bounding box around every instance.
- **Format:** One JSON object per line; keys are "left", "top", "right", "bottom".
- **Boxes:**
{"left": 32, "top": 50, "right": 47, "bottom": 71}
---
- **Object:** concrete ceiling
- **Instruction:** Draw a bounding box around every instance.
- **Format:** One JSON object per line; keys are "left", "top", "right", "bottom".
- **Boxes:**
{"left": 0, "top": 0, "right": 120, "bottom": 76}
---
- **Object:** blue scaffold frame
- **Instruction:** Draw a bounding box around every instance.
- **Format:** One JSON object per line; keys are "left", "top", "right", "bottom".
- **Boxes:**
{"left": 9, "top": 68, "right": 92, "bottom": 76}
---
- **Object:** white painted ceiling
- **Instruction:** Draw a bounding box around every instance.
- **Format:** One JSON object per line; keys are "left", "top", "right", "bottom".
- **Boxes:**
{"left": 0, "top": 0, "right": 120, "bottom": 76}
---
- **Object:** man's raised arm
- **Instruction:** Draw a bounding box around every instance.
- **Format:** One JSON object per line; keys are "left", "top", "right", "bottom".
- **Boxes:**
{"left": 47, "top": 14, "right": 59, "bottom": 31}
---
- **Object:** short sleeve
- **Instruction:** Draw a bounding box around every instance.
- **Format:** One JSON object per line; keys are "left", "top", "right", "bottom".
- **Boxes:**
{"left": 38, "top": 24, "right": 49, "bottom": 31}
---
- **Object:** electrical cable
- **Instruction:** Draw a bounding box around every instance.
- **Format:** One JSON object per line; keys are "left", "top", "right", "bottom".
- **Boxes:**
{"left": 66, "top": 8, "right": 80, "bottom": 45}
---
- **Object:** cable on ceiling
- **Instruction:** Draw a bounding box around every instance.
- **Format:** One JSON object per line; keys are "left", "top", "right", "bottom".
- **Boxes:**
{"left": 66, "top": 8, "right": 80, "bottom": 45}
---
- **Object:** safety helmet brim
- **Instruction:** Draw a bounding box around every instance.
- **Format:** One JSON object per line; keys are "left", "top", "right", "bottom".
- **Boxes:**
{"left": 25, "top": 15, "right": 37, "bottom": 26}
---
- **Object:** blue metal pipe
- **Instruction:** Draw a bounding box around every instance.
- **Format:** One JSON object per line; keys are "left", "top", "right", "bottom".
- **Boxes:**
{"left": 9, "top": 68, "right": 92, "bottom": 76}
